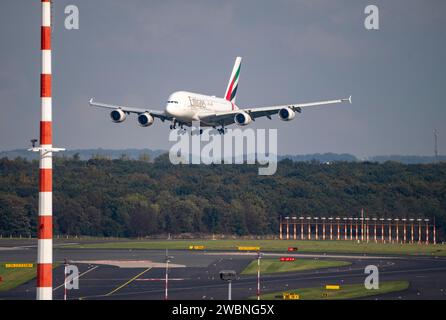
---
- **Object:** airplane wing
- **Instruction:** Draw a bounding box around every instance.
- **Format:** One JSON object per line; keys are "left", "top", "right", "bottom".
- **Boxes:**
{"left": 89, "top": 99, "right": 173, "bottom": 122}
{"left": 199, "top": 96, "right": 352, "bottom": 126}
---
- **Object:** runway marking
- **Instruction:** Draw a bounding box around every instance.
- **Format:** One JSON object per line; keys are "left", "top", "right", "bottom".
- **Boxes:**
{"left": 53, "top": 265, "right": 98, "bottom": 291}
{"left": 135, "top": 278, "right": 185, "bottom": 281}
{"left": 101, "top": 265, "right": 446, "bottom": 299}
{"left": 104, "top": 267, "right": 152, "bottom": 296}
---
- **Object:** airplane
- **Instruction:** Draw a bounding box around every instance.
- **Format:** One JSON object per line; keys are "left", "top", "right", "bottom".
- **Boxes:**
{"left": 90, "top": 57, "right": 352, "bottom": 134}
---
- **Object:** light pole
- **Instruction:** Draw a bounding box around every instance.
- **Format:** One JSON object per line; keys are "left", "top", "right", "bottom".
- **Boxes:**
{"left": 165, "top": 250, "right": 173, "bottom": 300}
{"left": 220, "top": 270, "right": 237, "bottom": 300}
{"left": 64, "top": 258, "right": 68, "bottom": 301}
{"left": 257, "top": 251, "right": 262, "bottom": 300}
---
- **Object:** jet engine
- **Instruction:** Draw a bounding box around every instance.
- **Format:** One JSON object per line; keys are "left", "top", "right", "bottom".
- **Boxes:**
{"left": 110, "top": 109, "right": 126, "bottom": 123}
{"left": 278, "top": 107, "right": 296, "bottom": 121}
{"left": 137, "top": 113, "right": 155, "bottom": 127}
{"left": 234, "top": 112, "right": 252, "bottom": 126}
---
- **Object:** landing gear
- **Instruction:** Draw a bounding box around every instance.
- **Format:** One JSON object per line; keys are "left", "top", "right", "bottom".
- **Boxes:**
{"left": 170, "top": 120, "right": 184, "bottom": 130}
{"left": 217, "top": 126, "right": 227, "bottom": 135}
{"left": 191, "top": 128, "right": 204, "bottom": 135}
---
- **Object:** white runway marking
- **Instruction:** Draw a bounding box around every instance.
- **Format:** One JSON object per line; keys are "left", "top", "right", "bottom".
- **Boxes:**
{"left": 53, "top": 265, "right": 98, "bottom": 291}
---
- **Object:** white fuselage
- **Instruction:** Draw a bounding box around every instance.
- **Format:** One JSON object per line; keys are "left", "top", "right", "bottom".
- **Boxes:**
{"left": 165, "top": 91, "right": 239, "bottom": 126}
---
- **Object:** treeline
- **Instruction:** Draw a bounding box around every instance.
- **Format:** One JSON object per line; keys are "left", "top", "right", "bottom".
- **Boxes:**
{"left": 0, "top": 156, "right": 445, "bottom": 239}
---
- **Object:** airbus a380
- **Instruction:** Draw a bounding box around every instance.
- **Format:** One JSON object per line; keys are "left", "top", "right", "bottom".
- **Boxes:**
{"left": 90, "top": 57, "right": 352, "bottom": 134}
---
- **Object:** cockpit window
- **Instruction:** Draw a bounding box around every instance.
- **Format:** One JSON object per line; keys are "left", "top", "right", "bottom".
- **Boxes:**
{"left": 167, "top": 101, "right": 179, "bottom": 104}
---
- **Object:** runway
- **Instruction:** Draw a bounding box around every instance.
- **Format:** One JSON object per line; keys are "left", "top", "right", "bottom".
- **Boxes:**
{"left": 1, "top": 239, "right": 446, "bottom": 300}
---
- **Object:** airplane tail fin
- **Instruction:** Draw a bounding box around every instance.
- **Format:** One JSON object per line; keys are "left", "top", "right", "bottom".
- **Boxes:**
{"left": 224, "top": 57, "right": 242, "bottom": 103}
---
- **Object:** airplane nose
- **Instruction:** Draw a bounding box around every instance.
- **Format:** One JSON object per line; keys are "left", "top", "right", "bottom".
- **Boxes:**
{"left": 166, "top": 104, "right": 176, "bottom": 116}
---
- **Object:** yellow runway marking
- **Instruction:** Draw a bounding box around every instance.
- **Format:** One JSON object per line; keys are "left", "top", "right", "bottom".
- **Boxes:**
{"left": 105, "top": 268, "right": 152, "bottom": 297}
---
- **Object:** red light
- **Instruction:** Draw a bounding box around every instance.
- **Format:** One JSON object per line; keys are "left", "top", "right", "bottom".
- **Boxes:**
{"left": 288, "top": 247, "right": 298, "bottom": 252}
{"left": 280, "top": 257, "right": 296, "bottom": 262}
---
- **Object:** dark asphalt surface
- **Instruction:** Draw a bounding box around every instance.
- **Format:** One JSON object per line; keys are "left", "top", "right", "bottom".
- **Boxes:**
{"left": 1, "top": 239, "right": 446, "bottom": 300}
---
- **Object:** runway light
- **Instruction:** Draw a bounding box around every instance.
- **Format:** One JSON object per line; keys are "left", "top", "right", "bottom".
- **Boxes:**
{"left": 280, "top": 257, "right": 296, "bottom": 262}
{"left": 287, "top": 247, "right": 298, "bottom": 252}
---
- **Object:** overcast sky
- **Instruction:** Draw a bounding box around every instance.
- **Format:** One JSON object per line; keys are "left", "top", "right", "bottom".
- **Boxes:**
{"left": 1, "top": 0, "right": 445, "bottom": 158}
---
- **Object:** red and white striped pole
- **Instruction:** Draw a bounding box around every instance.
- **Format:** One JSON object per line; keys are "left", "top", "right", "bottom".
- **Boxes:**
{"left": 366, "top": 220, "right": 370, "bottom": 243}
{"left": 350, "top": 219, "right": 353, "bottom": 241}
{"left": 307, "top": 218, "right": 311, "bottom": 240}
{"left": 381, "top": 220, "right": 385, "bottom": 243}
{"left": 433, "top": 223, "right": 436, "bottom": 245}
{"left": 418, "top": 219, "right": 422, "bottom": 244}
{"left": 388, "top": 219, "right": 392, "bottom": 243}
{"left": 403, "top": 219, "right": 407, "bottom": 243}
{"left": 374, "top": 220, "right": 377, "bottom": 243}
{"left": 433, "top": 218, "right": 436, "bottom": 245}
{"left": 279, "top": 216, "right": 282, "bottom": 240}
{"left": 322, "top": 218, "right": 326, "bottom": 241}
{"left": 337, "top": 218, "right": 340, "bottom": 241}
{"left": 344, "top": 218, "right": 347, "bottom": 241}
{"left": 37, "top": 0, "right": 53, "bottom": 300}
{"left": 315, "top": 218, "right": 319, "bottom": 240}
{"left": 293, "top": 218, "right": 297, "bottom": 240}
